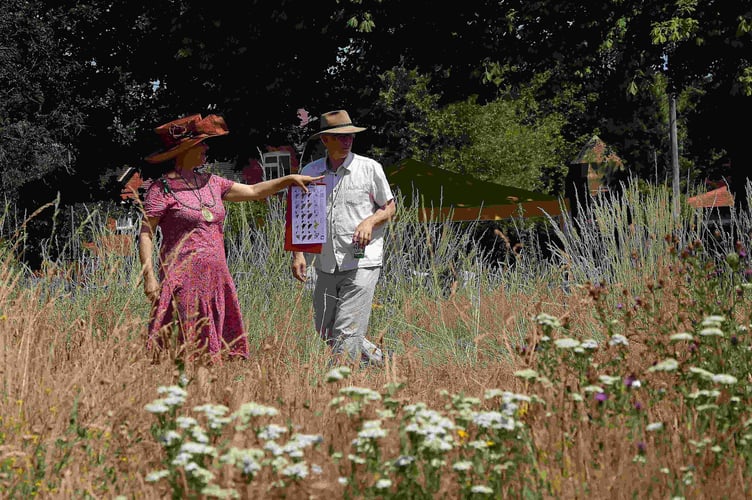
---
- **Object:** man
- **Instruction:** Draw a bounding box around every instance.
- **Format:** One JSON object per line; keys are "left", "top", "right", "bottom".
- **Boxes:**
{"left": 291, "top": 109, "right": 396, "bottom": 366}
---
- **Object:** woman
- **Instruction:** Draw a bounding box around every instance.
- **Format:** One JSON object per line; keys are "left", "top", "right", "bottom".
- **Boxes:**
{"left": 139, "top": 113, "right": 322, "bottom": 362}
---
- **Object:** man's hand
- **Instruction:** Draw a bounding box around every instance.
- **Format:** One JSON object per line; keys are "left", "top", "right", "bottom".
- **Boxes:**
{"left": 353, "top": 219, "right": 375, "bottom": 246}
{"left": 291, "top": 252, "right": 307, "bottom": 282}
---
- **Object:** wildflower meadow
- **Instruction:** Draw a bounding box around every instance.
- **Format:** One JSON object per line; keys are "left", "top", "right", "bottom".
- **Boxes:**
{"left": 1, "top": 180, "right": 752, "bottom": 499}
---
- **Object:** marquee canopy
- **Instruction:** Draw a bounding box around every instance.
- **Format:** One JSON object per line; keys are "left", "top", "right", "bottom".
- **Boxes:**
{"left": 384, "top": 158, "right": 566, "bottom": 221}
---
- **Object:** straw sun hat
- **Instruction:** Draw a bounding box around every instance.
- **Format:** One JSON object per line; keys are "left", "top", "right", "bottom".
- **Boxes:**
{"left": 309, "top": 109, "right": 367, "bottom": 140}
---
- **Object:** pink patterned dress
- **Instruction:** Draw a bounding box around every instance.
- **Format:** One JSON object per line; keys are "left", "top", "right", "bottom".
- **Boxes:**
{"left": 144, "top": 173, "right": 249, "bottom": 360}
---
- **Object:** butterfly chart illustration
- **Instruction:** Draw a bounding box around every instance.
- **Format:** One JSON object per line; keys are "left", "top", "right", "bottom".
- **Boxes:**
{"left": 290, "top": 184, "right": 327, "bottom": 245}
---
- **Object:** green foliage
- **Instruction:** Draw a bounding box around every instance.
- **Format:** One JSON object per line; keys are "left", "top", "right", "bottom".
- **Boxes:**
{"left": 223, "top": 198, "right": 270, "bottom": 242}
{"left": 4, "top": 0, "right": 750, "bottom": 230}
{"left": 368, "top": 66, "right": 455, "bottom": 168}
{"left": 496, "top": 1, "right": 752, "bottom": 183}
{"left": 651, "top": 18, "right": 700, "bottom": 44}
{"left": 370, "top": 66, "right": 569, "bottom": 194}
{"left": 434, "top": 95, "right": 567, "bottom": 193}
{"left": 0, "top": 1, "right": 85, "bottom": 201}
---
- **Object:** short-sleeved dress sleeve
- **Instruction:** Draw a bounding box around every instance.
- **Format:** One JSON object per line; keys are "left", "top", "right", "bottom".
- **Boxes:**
{"left": 144, "top": 178, "right": 169, "bottom": 218}
{"left": 214, "top": 175, "right": 235, "bottom": 198}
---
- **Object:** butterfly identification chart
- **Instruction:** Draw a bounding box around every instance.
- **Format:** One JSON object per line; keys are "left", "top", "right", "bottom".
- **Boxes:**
{"left": 289, "top": 184, "right": 327, "bottom": 245}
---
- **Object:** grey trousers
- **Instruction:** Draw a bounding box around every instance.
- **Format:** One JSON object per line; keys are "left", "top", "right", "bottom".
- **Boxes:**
{"left": 313, "top": 266, "right": 383, "bottom": 365}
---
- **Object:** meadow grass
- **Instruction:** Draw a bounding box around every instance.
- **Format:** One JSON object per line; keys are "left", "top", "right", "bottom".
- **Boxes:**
{"left": 0, "top": 180, "right": 751, "bottom": 498}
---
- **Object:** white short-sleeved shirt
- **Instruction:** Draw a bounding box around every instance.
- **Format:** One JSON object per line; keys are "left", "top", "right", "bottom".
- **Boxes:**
{"left": 300, "top": 152, "right": 394, "bottom": 272}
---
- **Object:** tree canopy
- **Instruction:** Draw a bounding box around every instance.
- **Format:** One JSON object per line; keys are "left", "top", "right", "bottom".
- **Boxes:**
{"left": 2, "top": 0, "right": 751, "bottom": 266}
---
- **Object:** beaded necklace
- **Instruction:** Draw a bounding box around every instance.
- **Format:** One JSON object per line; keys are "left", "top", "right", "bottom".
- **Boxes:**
{"left": 160, "top": 169, "right": 217, "bottom": 222}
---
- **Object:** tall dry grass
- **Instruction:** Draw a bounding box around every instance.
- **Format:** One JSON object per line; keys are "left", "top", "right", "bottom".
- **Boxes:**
{"left": 0, "top": 248, "right": 528, "bottom": 498}
{"left": 0, "top": 180, "right": 751, "bottom": 498}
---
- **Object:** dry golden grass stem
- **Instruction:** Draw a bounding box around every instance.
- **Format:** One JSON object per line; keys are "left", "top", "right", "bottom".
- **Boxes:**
{"left": 2, "top": 247, "right": 752, "bottom": 497}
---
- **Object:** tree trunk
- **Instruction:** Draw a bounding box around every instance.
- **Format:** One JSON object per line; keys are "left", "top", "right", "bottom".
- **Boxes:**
{"left": 669, "top": 92, "right": 680, "bottom": 222}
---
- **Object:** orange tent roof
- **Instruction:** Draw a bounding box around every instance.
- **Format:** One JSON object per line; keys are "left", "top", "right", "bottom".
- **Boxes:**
{"left": 687, "top": 185, "right": 734, "bottom": 209}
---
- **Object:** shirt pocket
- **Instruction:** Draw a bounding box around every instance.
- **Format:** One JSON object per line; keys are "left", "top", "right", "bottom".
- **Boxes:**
{"left": 342, "top": 182, "right": 370, "bottom": 206}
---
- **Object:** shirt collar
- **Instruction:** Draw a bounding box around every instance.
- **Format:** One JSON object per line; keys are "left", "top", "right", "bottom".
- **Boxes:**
{"left": 326, "top": 152, "right": 354, "bottom": 173}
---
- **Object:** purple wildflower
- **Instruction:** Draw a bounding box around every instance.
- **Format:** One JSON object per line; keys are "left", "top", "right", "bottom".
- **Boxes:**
{"left": 634, "top": 401, "right": 643, "bottom": 411}
{"left": 636, "top": 441, "right": 646, "bottom": 454}
{"left": 624, "top": 374, "right": 636, "bottom": 388}
{"left": 595, "top": 392, "right": 608, "bottom": 403}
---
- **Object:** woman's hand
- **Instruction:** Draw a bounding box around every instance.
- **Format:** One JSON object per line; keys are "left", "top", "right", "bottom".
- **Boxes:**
{"left": 144, "top": 275, "right": 160, "bottom": 303}
{"left": 288, "top": 174, "right": 324, "bottom": 192}
{"left": 224, "top": 175, "right": 324, "bottom": 202}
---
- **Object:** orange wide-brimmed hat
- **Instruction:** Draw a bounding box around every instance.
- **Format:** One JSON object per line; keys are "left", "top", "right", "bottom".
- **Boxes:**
{"left": 144, "top": 114, "right": 229, "bottom": 163}
{"left": 309, "top": 109, "right": 367, "bottom": 140}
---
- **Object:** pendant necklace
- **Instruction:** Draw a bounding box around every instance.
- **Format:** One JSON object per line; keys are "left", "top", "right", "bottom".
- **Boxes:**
{"left": 201, "top": 207, "right": 213, "bottom": 222}
{"left": 169, "top": 169, "right": 217, "bottom": 222}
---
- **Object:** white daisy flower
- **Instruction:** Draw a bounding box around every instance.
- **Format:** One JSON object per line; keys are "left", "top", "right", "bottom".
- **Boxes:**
{"left": 701, "top": 315, "right": 725, "bottom": 326}
{"left": 180, "top": 442, "right": 215, "bottom": 456}
{"left": 554, "top": 338, "right": 580, "bottom": 349}
{"left": 581, "top": 339, "right": 599, "bottom": 349}
{"left": 648, "top": 358, "right": 679, "bottom": 372}
{"left": 471, "top": 485, "right": 494, "bottom": 494}
{"left": 513, "top": 369, "right": 538, "bottom": 380}
{"left": 281, "top": 462, "right": 308, "bottom": 479}
{"left": 144, "top": 400, "right": 170, "bottom": 414}
{"left": 258, "top": 424, "right": 288, "bottom": 441}
{"left": 145, "top": 470, "right": 169, "bottom": 482}
{"left": 689, "top": 367, "right": 715, "bottom": 380}
{"left": 598, "top": 375, "right": 620, "bottom": 386}
{"left": 394, "top": 455, "right": 415, "bottom": 467}
{"left": 374, "top": 478, "right": 392, "bottom": 489}
{"left": 453, "top": 460, "right": 473, "bottom": 471}
{"left": 158, "top": 430, "right": 182, "bottom": 446}
{"left": 234, "top": 402, "right": 279, "bottom": 418}
{"left": 583, "top": 385, "right": 604, "bottom": 393}
{"left": 176, "top": 416, "right": 199, "bottom": 429}
{"left": 339, "top": 386, "right": 381, "bottom": 401}
{"left": 325, "top": 366, "right": 352, "bottom": 382}
{"left": 609, "top": 334, "right": 629, "bottom": 346}
{"left": 670, "top": 332, "right": 694, "bottom": 341}
{"left": 534, "top": 313, "right": 561, "bottom": 328}
{"left": 711, "top": 373, "right": 738, "bottom": 385}
{"left": 699, "top": 328, "right": 724, "bottom": 337}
